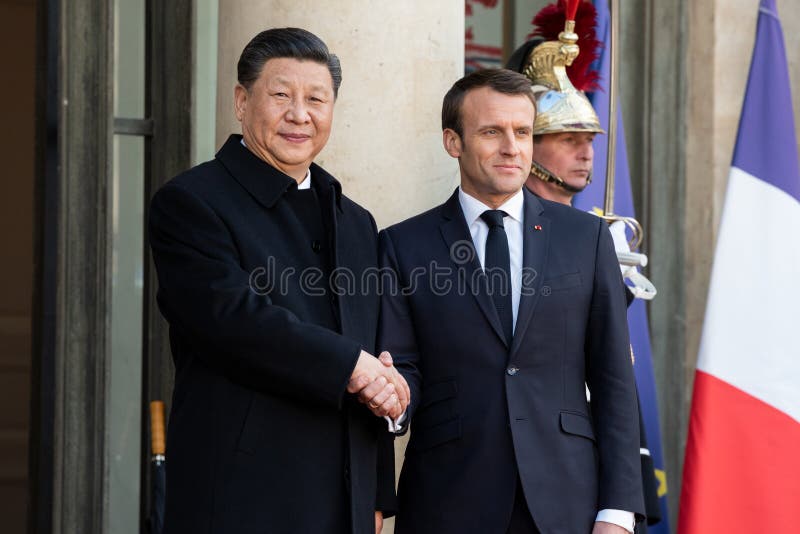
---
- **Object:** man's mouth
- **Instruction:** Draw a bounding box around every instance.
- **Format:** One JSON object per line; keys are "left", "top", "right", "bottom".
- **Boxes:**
{"left": 280, "top": 133, "right": 311, "bottom": 143}
{"left": 494, "top": 164, "right": 521, "bottom": 171}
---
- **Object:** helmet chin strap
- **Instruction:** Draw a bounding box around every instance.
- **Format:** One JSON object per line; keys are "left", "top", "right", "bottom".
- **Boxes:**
{"left": 530, "top": 160, "right": 591, "bottom": 194}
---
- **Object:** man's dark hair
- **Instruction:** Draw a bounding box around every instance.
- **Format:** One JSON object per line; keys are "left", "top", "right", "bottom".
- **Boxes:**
{"left": 441, "top": 69, "right": 535, "bottom": 138}
{"left": 237, "top": 27, "right": 342, "bottom": 98}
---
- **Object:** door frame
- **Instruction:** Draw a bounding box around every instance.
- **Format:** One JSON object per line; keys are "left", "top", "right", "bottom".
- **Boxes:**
{"left": 29, "top": 1, "right": 193, "bottom": 532}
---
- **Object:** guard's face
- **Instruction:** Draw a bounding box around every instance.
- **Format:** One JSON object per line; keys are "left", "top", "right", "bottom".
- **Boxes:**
{"left": 234, "top": 57, "right": 335, "bottom": 179}
{"left": 444, "top": 87, "right": 534, "bottom": 207}
{"left": 531, "top": 131, "right": 595, "bottom": 190}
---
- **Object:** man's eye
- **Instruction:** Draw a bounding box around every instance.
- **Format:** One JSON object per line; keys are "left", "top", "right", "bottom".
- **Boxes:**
{"left": 485, "top": 129, "right": 497, "bottom": 135}
{"left": 273, "top": 92, "right": 289, "bottom": 98}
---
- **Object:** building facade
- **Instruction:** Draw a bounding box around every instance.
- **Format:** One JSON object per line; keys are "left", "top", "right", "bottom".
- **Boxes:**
{"left": 0, "top": 0, "right": 797, "bottom": 532}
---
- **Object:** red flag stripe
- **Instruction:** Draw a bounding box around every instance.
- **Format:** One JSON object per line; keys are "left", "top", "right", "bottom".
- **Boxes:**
{"left": 678, "top": 371, "right": 800, "bottom": 533}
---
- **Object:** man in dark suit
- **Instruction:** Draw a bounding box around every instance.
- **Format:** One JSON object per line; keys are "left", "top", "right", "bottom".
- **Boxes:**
{"left": 378, "top": 69, "right": 643, "bottom": 533}
{"left": 149, "top": 28, "right": 408, "bottom": 534}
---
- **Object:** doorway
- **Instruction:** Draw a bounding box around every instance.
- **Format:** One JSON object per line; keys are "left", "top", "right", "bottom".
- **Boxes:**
{"left": 0, "top": 0, "right": 36, "bottom": 532}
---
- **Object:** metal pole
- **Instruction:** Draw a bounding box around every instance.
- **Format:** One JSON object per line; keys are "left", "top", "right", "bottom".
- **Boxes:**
{"left": 603, "top": 0, "right": 619, "bottom": 216}
{"left": 502, "top": 0, "right": 516, "bottom": 66}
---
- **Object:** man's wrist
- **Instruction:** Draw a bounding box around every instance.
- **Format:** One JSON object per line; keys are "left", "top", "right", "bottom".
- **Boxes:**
{"left": 384, "top": 411, "right": 407, "bottom": 433}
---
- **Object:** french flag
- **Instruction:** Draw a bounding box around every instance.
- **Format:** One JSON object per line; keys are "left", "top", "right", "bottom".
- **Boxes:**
{"left": 678, "top": 1, "right": 800, "bottom": 532}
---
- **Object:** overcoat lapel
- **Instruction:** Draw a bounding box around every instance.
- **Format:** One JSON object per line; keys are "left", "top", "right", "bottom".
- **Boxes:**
{"left": 216, "top": 134, "right": 295, "bottom": 209}
{"left": 313, "top": 164, "right": 352, "bottom": 336}
{"left": 439, "top": 190, "right": 509, "bottom": 348}
{"left": 509, "top": 189, "right": 549, "bottom": 360}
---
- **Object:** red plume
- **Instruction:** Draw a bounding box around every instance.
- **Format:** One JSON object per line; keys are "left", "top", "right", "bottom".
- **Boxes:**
{"left": 527, "top": 0, "right": 602, "bottom": 92}
{"left": 565, "top": 0, "right": 579, "bottom": 20}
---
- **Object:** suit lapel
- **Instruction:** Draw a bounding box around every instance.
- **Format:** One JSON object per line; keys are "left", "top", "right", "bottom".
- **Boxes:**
{"left": 509, "top": 189, "right": 550, "bottom": 359}
{"left": 439, "top": 190, "right": 508, "bottom": 348}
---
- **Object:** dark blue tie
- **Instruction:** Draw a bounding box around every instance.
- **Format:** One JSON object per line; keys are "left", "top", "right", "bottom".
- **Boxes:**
{"left": 480, "top": 209, "right": 513, "bottom": 345}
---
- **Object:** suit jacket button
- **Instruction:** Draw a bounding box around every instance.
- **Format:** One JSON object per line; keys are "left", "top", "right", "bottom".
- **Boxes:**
{"left": 507, "top": 367, "right": 518, "bottom": 376}
{"left": 311, "top": 239, "right": 322, "bottom": 253}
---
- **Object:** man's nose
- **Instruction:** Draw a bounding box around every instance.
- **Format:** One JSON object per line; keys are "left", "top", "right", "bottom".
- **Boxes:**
{"left": 500, "top": 131, "right": 520, "bottom": 156}
{"left": 285, "top": 99, "right": 311, "bottom": 123}
{"left": 578, "top": 141, "right": 593, "bottom": 160}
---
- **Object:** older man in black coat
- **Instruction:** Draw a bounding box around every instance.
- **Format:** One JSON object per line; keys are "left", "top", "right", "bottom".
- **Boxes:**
{"left": 149, "top": 28, "right": 407, "bottom": 534}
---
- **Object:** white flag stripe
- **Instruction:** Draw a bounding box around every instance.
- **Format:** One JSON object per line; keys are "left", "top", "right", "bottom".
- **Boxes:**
{"left": 697, "top": 166, "right": 800, "bottom": 423}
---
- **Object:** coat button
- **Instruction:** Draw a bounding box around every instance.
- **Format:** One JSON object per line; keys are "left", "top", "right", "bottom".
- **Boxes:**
{"left": 311, "top": 239, "right": 321, "bottom": 253}
{"left": 507, "top": 367, "right": 518, "bottom": 376}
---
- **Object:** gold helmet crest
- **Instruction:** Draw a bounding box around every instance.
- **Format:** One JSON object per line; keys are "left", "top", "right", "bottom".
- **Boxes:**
{"left": 510, "top": 0, "right": 604, "bottom": 136}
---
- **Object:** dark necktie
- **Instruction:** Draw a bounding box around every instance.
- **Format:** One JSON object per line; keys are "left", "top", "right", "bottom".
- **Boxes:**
{"left": 480, "top": 209, "right": 513, "bottom": 345}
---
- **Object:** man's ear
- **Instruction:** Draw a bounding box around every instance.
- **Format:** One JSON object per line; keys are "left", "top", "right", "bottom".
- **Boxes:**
{"left": 234, "top": 84, "right": 248, "bottom": 122}
{"left": 443, "top": 129, "right": 463, "bottom": 158}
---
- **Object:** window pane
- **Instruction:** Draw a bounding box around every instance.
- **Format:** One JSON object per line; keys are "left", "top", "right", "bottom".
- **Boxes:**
{"left": 194, "top": 0, "right": 219, "bottom": 164}
{"left": 110, "top": 0, "right": 145, "bottom": 531}
{"left": 109, "top": 133, "right": 144, "bottom": 534}
{"left": 114, "top": 0, "right": 145, "bottom": 119}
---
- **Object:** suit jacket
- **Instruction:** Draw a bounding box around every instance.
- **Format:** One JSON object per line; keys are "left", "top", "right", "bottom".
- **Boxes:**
{"left": 379, "top": 188, "right": 644, "bottom": 534}
{"left": 149, "top": 135, "right": 395, "bottom": 534}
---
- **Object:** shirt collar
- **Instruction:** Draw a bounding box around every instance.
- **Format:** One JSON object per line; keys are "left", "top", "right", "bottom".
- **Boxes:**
{"left": 297, "top": 168, "right": 312, "bottom": 189}
{"left": 458, "top": 186, "right": 525, "bottom": 226}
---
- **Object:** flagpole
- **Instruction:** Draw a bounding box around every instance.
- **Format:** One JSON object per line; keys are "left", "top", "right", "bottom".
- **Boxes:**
{"left": 601, "top": 0, "right": 646, "bottom": 253}
{"left": 603, "top": 0, "right": 619, "bottom": 216}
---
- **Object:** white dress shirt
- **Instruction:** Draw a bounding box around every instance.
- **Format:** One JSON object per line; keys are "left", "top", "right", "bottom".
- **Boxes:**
{"left": 459, "top": 187, "right": 635, "bottom": 533}
{"left": 458, "top": 187, "right": 525, "bottom": 330}
{"left": 296, "top": 168, "right": 311, "bottom": 189}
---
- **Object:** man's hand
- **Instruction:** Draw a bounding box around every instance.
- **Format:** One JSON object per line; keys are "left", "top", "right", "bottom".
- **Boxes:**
{"left": 377, "top": 351, "right": 411, "bottom": 407}
{"left": 592, "top": 521, "right": 631, "bottom": 534}
{"left": 358, "top": 352, "right": 409, "bottom": 419}
{"left": 347, "top": 351, "right": 410, "bottom": 418}
{"left": 357, "top": 375, "right": 402, "bottom": 418}
{"left": 374, "top": 511, "right": 383, "bottom": 534}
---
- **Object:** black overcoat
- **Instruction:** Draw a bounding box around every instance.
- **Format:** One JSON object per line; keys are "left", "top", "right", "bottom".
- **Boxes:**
{"left": 149, "top": 135, "right": 395, "bottom": 534}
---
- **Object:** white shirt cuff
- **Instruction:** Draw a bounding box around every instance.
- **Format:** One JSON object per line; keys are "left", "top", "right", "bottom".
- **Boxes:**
{"left": 595, "top": 509, "right": 635, "bottom": 533}
{"left": 384, "top": 411, "right": 407, "bottom": 433}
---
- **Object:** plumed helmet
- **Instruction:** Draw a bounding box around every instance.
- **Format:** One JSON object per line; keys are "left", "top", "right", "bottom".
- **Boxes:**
{"left": 507, "top": 0, "right": 604, "bottom": 136}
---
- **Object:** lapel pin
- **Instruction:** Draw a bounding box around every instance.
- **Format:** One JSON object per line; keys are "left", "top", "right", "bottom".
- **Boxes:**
{"left": 533, "top": 225, "right": 542, "bottom": 231}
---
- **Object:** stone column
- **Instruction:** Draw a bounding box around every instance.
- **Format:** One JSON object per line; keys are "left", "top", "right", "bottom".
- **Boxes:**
{"left": 216, "top": 0, "right": 465, "bottom": 229}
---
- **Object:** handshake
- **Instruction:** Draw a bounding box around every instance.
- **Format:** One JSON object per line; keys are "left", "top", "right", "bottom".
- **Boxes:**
{"left": 347, "top": 350, "right": 410, "bottom": 420}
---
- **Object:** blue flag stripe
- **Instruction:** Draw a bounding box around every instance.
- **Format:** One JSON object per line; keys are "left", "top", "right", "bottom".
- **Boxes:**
{"left": 732, "top": 0, "right": 800, "bottom": 200}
